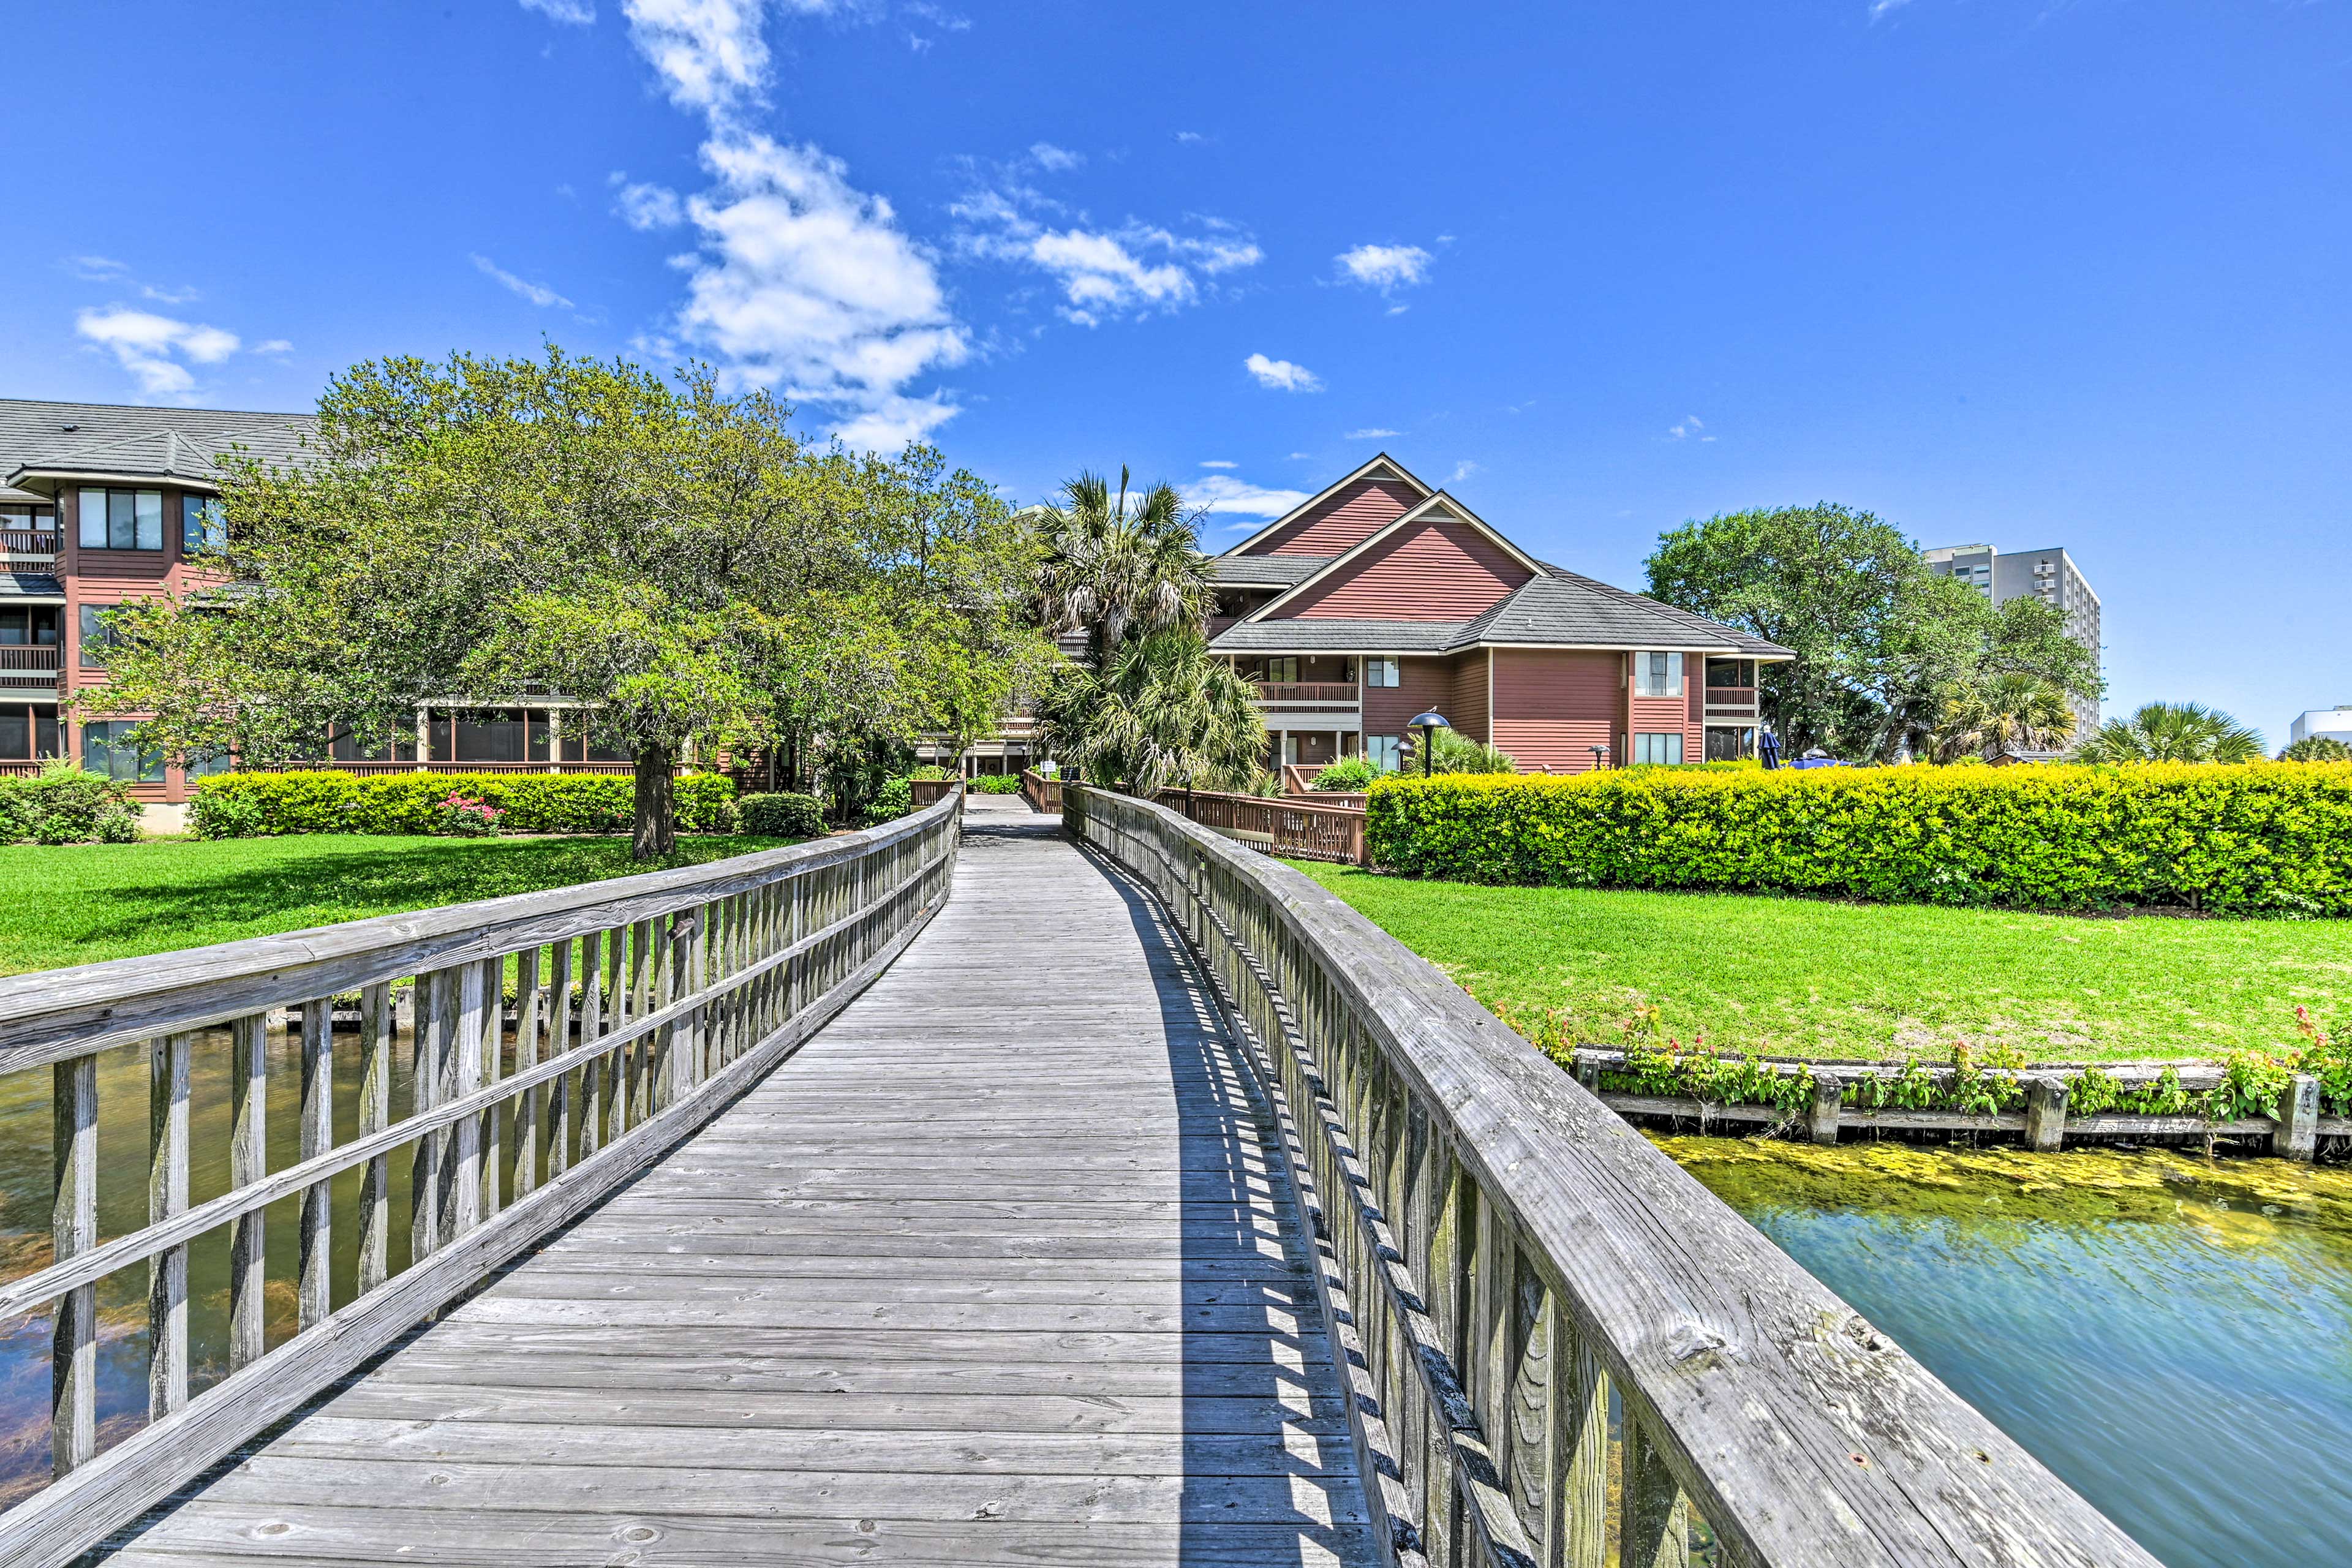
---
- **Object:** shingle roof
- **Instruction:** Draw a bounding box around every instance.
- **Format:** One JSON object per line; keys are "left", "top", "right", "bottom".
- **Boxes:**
{"left": 0, "top": 398, "right": 315, "bottom": 497}
{"left": 1208, "top": 562, "right": 1792, "bottom": 658}
{"left": 0, "top": 572, "right": 66, "bottom": 599}
{"left": 1204, "top": 553, "right": 1332, "bottom": 587}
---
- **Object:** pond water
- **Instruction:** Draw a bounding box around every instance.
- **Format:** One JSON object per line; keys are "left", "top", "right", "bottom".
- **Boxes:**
{"left": 1662, "top": 1137, "right": 2352, "bottom": 1568}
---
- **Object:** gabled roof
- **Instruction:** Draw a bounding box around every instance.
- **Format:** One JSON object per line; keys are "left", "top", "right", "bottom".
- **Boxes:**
{"left": 0, "top": 398, "right": 315, "bottom": 499}
{"left": 1236, "top": 490, "right": 1544, "bottom": 625}
{"left": 1215, "top": 452, "right": 1433, "bottom": 557}
{"left": 1202, "top": 554, "right": 1332, "bottom": 589}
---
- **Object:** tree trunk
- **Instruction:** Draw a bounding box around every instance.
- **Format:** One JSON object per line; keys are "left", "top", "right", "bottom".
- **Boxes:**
{"left": 632, "top": 745, "right": 677, "bottom": 861}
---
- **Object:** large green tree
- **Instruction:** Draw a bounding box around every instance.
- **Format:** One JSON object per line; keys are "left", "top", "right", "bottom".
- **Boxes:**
{"left": 2073, "top": 702, "right": 2264, "bottom": 764}
{"left": 82, "top": 347, "right": 1046, "bottom": 856}
{"left": 1644, "top": 503, "right": 2101, "bottom": 758}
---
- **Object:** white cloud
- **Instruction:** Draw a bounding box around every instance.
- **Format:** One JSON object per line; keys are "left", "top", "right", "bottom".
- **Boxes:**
{"left": 1287, "top": 451, "right": 1312, "bottom": 459}
{"left": 253, "top": 339, "right": 295, "bottom": 355}
{"left": 471, "top": 254, "right": 575, "bottom": 309}
{"left": 1174, "top": 130, "right": 1205, "bottom": 145}
{"left": 1449, "top": 461, "right": 1478, "bottom": 483}
{"left": 577, "top": 0, "right": 968, "bottom": 448}
{"left": 521, "top": 0, "right": 596, "bottom": 21}
{"left": 1189, "top": 475, "right": 1311, "bottom": 520}
{"left": 674, "top": 134, "right": 968, "bottom": 447}
{"left": 905, "top": 1, "right": 970, "bottom": 28}
{"left": 1668, "top": 414, "right": 1714, "bottom": 442}
{"left": 75, "top": 307, "right": 242, "bottom": 399}
{"left": 139, "top": 282, "right": 201, "bottom": 305}
{"left": 619, "top": 0, "right": 773, "bottom": 116}
{"left": 1029, "top": 141, "right": 1083, "bottom": 172}
{"left": 1344, "top": 428, "right": 1400, "bottom": 440}
{"left": 953, "top": 177, "right": 1262, "bottom": 327}
{"left": 1245, "top": 353, "right": 1321, "bottom": 393}
{"left": 1336, "top": 243, "right": 1432, "bottom": 293}
{"left": 1198, "top": 459, "right": 1237, "bottom": 469}
{"left": 64, "top": 255, "right": 129, "bottom": 282}
{"left": 1869, "top": 0, "right": 1912, "bottom": 15}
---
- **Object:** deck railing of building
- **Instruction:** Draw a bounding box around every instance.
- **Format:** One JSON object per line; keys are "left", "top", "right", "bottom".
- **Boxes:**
{"left": 1253, "top": 680, "right": 1360, "bottom": 704}
{"left": 0, "top": 650, "right": 61, "bottom": 673}
{"left": 0, "top": 789, "right": 962, "bottom": 1566}
{"left": 1063, "top": 783, "right": 2158, "bottom": 1568}
{"left": 0, "top": 531, "right": 61, "bottom": 564}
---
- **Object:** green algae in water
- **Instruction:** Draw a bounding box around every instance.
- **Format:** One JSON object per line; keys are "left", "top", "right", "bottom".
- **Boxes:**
{"left": 1659, "top": 1135, "right": 2352, "bottom": 1568}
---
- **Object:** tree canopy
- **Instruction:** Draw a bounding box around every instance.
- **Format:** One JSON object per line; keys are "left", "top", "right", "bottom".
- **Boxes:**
{"left": 2073, "top": 702, "right": 2264, "bottom": 764}
{"left": 81, "top": 347, "right": 1049, "bottom": 855}
{"left": 1643, "top": 502, "right": 2102, "bottom": 760}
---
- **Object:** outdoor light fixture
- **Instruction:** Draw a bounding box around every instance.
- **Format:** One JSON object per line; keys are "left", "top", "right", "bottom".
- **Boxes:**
{"left": 1589, "top": 744, "right": 1609, "bottom": 771}
{"left": 1408, "top": 711, "right": 1450, "bottom": 777}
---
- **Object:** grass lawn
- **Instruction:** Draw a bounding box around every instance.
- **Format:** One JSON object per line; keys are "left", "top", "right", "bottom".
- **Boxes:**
{"left": 1291, "top": 864, "right": 2352, "bottom": 1063}
{"left": 1, "top": 834, "right": 805, "bottom": 976}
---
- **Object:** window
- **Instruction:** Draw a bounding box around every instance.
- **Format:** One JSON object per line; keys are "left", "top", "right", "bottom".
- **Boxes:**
{"left": 78, "top": 604, "right": 131, "bottom": 668}
{"left": 330, "top": 720, "right": 420, "bottom": 763}
{"left": 0, "top": 704, "right": 53, "bottom": 761}
{"left": 77, "top": 489, "right": 164, "bottom": 552}
{"left": 1705, "top": 658, "right": 1753, "bottom": 688}
{"left": 1366, "top": 657, "right": 1401, "bottom": 688}
{"left": 183, "top": 495, "right": 227, "bottom": 554}
{"left": 183, "top": 748, "right": 235, "bottom": 779}
{"left": 1632, "top": 732, "right": 1684, "bottom": 766}
{"left": 83, "top": 720, "right": 164, "bottom": 782}
{"left": 1, "top": 506, "right": 58, "bottom": 535}
{"left": 1263, "top": 657, "right": 1300, "bottom": 684}
{"left": 1368, "top": 734, "right": 1402, "bottom": 771}
{"left": 1632, "top": 651, "right": 1683, "bottom": 697}
{"left": 0, "top": 608, "right": 59, "bottom": 647}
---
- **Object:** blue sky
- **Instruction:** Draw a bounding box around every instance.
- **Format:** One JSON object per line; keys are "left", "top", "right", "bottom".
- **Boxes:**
{"left": 4, "top": 0, "right": 2348, "bottom": 743}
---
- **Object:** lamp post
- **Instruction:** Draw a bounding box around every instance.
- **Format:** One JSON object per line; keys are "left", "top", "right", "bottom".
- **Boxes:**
{"left": 1589, "top": 744, "right": 1609, "bottom": 772}
{"left": 1408, "top": 711, "right": 1450, "bottom": 778}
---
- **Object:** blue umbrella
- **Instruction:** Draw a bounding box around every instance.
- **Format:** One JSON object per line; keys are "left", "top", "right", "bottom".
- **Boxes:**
{"left": 1758, "top": 728, "right": 1781, "bottom": 771}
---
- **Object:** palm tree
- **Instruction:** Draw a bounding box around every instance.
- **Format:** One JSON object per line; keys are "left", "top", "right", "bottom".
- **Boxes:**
{"left": 1032, "top": 469, "right": 1213, "bottom": 669}
{"left": 1928, "top": 674, "right": 2077, "bottom": 763}
{"left": 2071, "top": 701, "right": 2264, "bottom": 764}
{"left": 1039, "top": 630, "right": 1265, "bottom": 793}
{"left": 2280, "top": 735, "right": 2352, "bottom": 763}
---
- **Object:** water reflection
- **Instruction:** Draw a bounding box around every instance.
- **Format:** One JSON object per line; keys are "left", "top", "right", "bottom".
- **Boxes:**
{"left": 1662, "top": 1137, "right": 2352, "bottom": 1568}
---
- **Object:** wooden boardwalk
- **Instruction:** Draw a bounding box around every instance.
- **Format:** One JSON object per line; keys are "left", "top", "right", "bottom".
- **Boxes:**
{"left": 102, "top": 799, "right": 1378, "bottom": 1567}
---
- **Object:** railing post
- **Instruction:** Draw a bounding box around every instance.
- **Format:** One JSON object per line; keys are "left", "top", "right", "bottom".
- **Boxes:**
{"left": 357, "top": 984, "right": 393, "bottom": 1294}
{"left": 148, "top": 1031, "right": 192, "bottom": 1420}
{"left": 51, "top": 1054, "right": 97, "bottom": 1475}
{"left": 2275, "top": 1072, "right": 2320, "bottom": 1161}
{"left": 547, "top": 939, "right": 575, "bottom": 1180}
{"left": 298, "top": 998, "right": 334, "bottom": 1329}
{"left": 228, "top": 1012, "right": 268, "bottom": 1370}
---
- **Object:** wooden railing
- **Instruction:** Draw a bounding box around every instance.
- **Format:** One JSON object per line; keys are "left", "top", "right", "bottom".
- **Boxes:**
{"left": 1020, "top": 769, "right": 1064, "bottom": 814}
{"left": 0, "top": 649, "right": 61, "bottom": 671}
{"left": 1154, "top": 786, "right": 1366, "bottom": 867}
{"left": 0, "top": 760, "right": 46, "bottom": 777}
{"left": 0, "top": 531, "right": 60, "bottom": 562}
{"left": 0, "top": 789, "right": 961, "bottom": 1564}
{"left": 908, "top": 777, "right": 960, "bottom": 810}
{"left": 1063, "top": 785, "right": 2155, "bottom": 1568}
{"left": 260, "top": 760, "right": 643, "bottom": 775}
{"left": 1254, "top": 681, "right": 1359, "bottom": 704}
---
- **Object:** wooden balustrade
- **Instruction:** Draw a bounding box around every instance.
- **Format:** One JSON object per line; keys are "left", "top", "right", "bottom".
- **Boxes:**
{"left": 1063, "top": 783, "right": 2157, "bottom": 1568}
{"left": 908, "top": 777, "right": 960, "bottom": 810}
{"left": 1253, "top": 680, "right": 1360, "bottom": 704}
{"left": 1153, "top": 785, "right": 1366, "bottom": 866}
{"left": 0, "top": 761, "right": 45, "bottom": 778}
{"left": 0, "top": 788, "right": 962, "bottom": 1564}
{"left": 0, "top": 531, "right": 60, "bottom": 561}
{"left": 1019, "top": 768, "right": 1064, "bottom": 815}
{"left": 0, "top": 650, "right": 61, "bottom": 671}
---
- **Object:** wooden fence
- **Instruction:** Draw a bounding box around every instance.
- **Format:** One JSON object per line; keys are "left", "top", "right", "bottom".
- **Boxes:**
{"left": 1152, "top": 786, "right": 1368, "bottom": 867}
{"left": 1019, "top": 769, "right": 1063, "bottom": 814}
{"left": 907, "top": 777, "right": 960, "bottom": 810}
{"left": 0, "top": 788, "right": 962, "bottom": 1565}
{"left": 1063, "top": 783, "right": 2154, "bottom": 1568}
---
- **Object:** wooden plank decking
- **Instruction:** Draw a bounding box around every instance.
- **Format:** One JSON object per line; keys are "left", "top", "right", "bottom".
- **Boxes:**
{"left": 100, "top": 799, "right": 1378, "bottom": 1567}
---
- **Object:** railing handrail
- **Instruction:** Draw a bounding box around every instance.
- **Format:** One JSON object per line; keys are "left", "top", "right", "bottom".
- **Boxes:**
{"left": 0, "top": 789, "right": 963, "bottom": 1567}
{"left": 1063, "top": 783, "right": 2154, "bottom": 1568}
{"left": 0, "top": 648, "right": 61, "bottom": 669}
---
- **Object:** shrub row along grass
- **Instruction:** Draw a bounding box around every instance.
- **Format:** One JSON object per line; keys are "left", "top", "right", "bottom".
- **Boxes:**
{"left": 1291, "top": 862, "right": 2352, "bottom": 1063}
{"left": 189, "top": 770, "right": 738, "bottom": 838}
{"left": 0, "top": 834, "right": 804, "bottom": 976}
{"left": 1365, "top": 761, "right": 2352, "bottom": 914}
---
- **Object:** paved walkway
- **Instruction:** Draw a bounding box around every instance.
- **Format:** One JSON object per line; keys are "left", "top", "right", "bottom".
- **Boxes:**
{"left": 104, "top": 811, "right": 1376, "bottom": 1567}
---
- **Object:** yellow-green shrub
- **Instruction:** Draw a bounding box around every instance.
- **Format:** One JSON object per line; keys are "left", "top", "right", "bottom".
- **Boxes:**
{"left": 1363, "top": 762, "right": 2352, "bottom": 914}
{"left": 190, "top": 771, "right": 738, "bottom": 838}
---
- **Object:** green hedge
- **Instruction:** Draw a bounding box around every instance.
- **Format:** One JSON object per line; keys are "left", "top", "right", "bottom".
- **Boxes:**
{"left": 190, "top": 771, "right": 738, "bottom": 839}
{"left": 1363, "top": 762, "right": 2352, "bottom": 914}
{"left": 0, "top": 766, "right": 141, "bottom": 845}
{"left": 739, "top": 791, "right": 826, "bottom": 837}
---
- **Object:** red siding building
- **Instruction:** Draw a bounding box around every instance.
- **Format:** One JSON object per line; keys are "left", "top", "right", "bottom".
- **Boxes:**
{"left": 1207, "top": 456, "right": 1791, "bottom": 774}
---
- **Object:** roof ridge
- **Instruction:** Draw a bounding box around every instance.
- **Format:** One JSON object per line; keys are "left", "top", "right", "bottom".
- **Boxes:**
{"left": 0, "top": 397, "right": 314, "bottom": 421}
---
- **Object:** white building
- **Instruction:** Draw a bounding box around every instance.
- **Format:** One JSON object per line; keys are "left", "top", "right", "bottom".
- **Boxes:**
{"left": 2290, "top": 708, "right": 2352, "bottom": 747}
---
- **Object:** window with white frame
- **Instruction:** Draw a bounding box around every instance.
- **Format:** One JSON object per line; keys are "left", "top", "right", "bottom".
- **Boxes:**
{"left": 1366, "top": 657, "right": 1401, "bottom": 688}
{"left": 1368, "top": 734, "right": 1402, "bottom": 771}
{"left": 1632, "top": 732, "right": 1684, "bottom": 765}
{"left": 77, "top": 489, "right": 164, "bottom": 552}
{"left": 1633, "top": 650, "right": 1683, "bottom": 697}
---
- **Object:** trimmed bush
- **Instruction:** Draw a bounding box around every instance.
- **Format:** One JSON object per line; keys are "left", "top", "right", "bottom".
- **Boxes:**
{"left": 1364, "top": 761, "right": 2352, "bottom": 914}
{"left": 739, "top": 791, "right": 826, "bottom": 837}
{"left": 1311, "top": 756, "right": 1380, "bottom": 791}
{"left": 973, "top": 774, "right": 1022, "bottom": 795}
{"left": 0, "top": 766, "right": 142, "bottom": 845}
{"left": 189, "top": 771, "right": 738, "bottom": 839}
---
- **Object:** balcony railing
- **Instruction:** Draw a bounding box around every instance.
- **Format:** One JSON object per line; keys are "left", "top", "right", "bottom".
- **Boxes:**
{"left": 1252, "top": 681, "right": 1359, "bottom": 704}
{"left": 0, "top": 647, "right": 62, "bottom": 671}
{"left": 262, "top": 760, "right": 644, "bottom": 776}
{"left": 1, "top": 530, "right": 61, "bottom": 565}
{"left": 1703, "top": 684, "right": 1758, "bottom": 713}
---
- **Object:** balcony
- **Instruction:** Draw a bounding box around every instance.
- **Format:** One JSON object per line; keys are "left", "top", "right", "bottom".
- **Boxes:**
{"left": 0, "top": 647, "right": 62, "bottom": 688}
{"left": 1252, "top": 680, "right": 1360, "bottom": 705}
{"left": 1702, "top": 683, "right": 1758, "bottom": 718}
{"left": 1, "top": 531, "right": 61, "bottom": 568}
